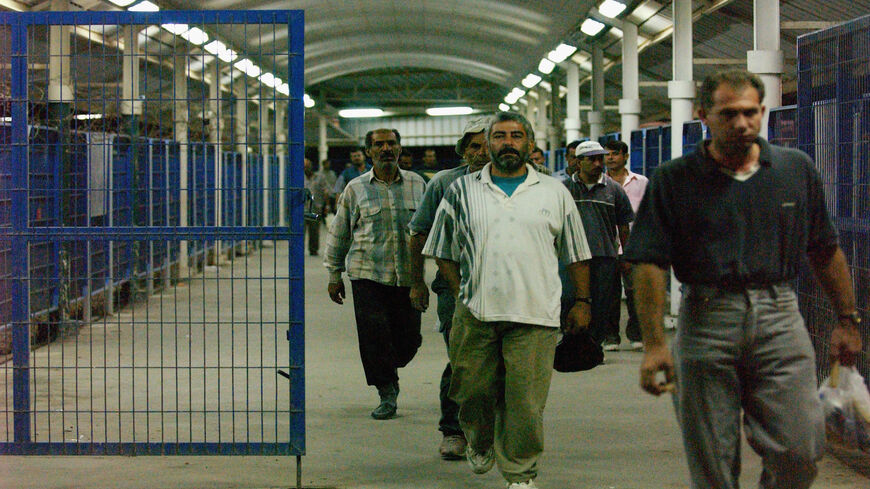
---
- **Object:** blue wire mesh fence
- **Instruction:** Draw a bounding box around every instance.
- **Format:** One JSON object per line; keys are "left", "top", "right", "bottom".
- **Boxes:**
{"left": 796, "top": 15, "right": 869, "bottom": 387}
{"left": 0, "top": 10, "right": 305, "bottom": 456}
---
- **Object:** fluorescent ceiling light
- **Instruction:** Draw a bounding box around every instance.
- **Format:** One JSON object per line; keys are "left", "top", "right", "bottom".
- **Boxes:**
{"left": 204, "top": 40, "right": 237, "bottom": 62}
{"left": 510, "top": 87, "right": 527, "bottom": 98}
{"left": 505, "top": 92, "right": 521, "bottom": 104}
{"left": 259, "top": 72, "right": 277, "bottom": 88}
{"left": 338, "top": 108, "right": 384, "bottom": 118}
{"left": 303, "top": 94, "right": 315, "bottom": 108}
{"left": 277, "top": 83, "right": 290, "bottom": 96}
{"left": 234, "top": 58, "right": 261, "bottom": 78}
{"left": 128, "top": 1, "right": 159, "bottom": 12}
{"left": 108, "top": 0, "right": 136, "bottom": 6}
{"left": 581, "top": 18, "right": 606, "bottom": 36}
{"left": 522, "top": 73, "right": 542, "bottom": 88}
{"left": 538, "top": 58, "right": 555, "bottom": 74}
{"left": 1, "top": 117, "right": 11, "bottom": 122}
{"left": 598, "top": 0, "right": 627, "bottom": 18}
{"left": 75, "top": 113, "right": 103, "bottom": 120}
{"left": 180, "top": 27, "right": 208, "bottom": 45}
{"left": 161, "top": 23, "right": 188, "bottom": 35}
{"left": 498, "top": 103, "right": 510, "bottom": 112}
{"left": 547, "top": 43, "right": 578, "bottom": 64}
{"left": 426, "top": 106, "right": 473, "bottom": 116}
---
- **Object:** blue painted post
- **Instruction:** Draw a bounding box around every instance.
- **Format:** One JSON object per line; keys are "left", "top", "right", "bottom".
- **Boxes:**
{"left": 10, "top": 19, "right": 30, "bottom": 445}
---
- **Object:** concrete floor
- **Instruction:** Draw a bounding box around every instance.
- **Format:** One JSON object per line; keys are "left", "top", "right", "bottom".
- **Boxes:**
{"left": 0, "top": 240, "right": 867, "bottom": 489}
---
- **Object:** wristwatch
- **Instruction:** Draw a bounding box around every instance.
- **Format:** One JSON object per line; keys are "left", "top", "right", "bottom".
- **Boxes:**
{"left": 838, "top": 311, "right": 862, "bottom": 326}
{"left": 574, "top": 296, "right": 592, "bottom": 305}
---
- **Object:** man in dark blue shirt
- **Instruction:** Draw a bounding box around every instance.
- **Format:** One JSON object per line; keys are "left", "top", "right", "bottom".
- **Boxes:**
{"left": 625, "top": 70, "right": 862, "bottom": 489}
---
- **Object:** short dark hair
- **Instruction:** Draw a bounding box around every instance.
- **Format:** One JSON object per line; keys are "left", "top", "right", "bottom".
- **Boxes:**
{"left": 349, "top": 147, "right": 365, "bottom": 155}
{"left": 566, "top": 139, "right": 584, "bottom": 152}
{"left": 486, "top": 111, "right": 535, "bottom": 144}
{"left": 698, "top": 69, "right": 765, "bottom": 113}
{"left": 604, "top": 140, "right": 628, "bottom": 154}
{"left": 364, "top": 129, "right": 401, "bottom": 149}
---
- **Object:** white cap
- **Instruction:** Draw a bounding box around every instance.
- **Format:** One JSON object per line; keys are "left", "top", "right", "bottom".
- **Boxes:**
{"left": 575, "top": 140, "right": 609, "bottom": 157}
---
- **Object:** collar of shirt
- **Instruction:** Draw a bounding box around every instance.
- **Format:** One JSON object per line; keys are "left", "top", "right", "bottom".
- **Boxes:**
{"left": 571, "top": 171, "right": 606, "bottom": 188}
{"left": 365, "top": 167, "right": 406, "bottom": 185}
{"left": 477, "top": 162, "right": 540, "bottom": 195}
{"left": 697, "top": 137, "right": 773, "bottom": 174}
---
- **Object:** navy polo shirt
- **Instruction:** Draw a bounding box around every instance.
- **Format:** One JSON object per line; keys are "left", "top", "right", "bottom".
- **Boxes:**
{"left": 623, "top": 138, "right": 838, "bottom": 287}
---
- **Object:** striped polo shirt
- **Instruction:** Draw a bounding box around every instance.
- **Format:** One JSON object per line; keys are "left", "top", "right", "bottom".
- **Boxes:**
{"left": 324, "top": 168, "right": 426, "bottom": 286}
{"left": 423, "top": 163, "right": 591, "bottom": 327}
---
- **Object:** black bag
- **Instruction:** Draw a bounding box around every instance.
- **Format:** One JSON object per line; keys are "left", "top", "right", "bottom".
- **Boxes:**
{"left": 553, "top": 330, "right": 604, "bottom": 372}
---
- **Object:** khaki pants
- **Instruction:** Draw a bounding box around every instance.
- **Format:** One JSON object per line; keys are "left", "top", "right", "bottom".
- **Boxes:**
{"left": 448, "top": 301, "right": 557, "bottom": 483}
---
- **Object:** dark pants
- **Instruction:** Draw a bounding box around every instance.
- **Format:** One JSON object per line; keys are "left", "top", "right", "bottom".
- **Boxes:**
{"left": 433, "top": 272, "right": 462, "bottom": 436}
{"left": 619, "top": 257, "right": 641, "bottom": 342}
{"left": 589, "top": 257, "right": 621, "bottom": 345}
{"left": 305, "top": 218, "right": 320, "bottom": 254}
{"left": 350, "top": 279, "right": 422, "bottom": 387}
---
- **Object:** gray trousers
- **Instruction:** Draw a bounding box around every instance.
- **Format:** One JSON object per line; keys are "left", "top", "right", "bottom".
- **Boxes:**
{"left": 673, "top": 284, "right": 825, "bottom": 489}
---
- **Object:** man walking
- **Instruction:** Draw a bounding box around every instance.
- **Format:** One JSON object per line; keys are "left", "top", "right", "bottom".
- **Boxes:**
{"left": 333, "top": 147, "right": 368, "bottom": 196}
{"left": 564, "top": 141, "right": 634, "bottom": 351}
{"left": 424, "top": 112, "right": 592, "bottom": 489}
{"left": 408, "top": 117, "right": 490, "bottom": 460}
{"left": 303, "top": 157, "right": 331, "bottom": 256}
{"left": 625, "top": 70, "right": 863, "bottom": 489}
{"left": 604, "top": 140, "right": 647, "bottom": 349}
{"left": 324, "top": 128, "right": 427, "bottom": 420}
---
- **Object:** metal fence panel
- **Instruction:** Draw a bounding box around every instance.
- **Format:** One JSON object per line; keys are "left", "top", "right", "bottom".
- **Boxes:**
{"left": 0, "top": 10, "right": 305, "bottom": 456}
{"left": 797, "top": 14, "right": 869, "bottom": 385}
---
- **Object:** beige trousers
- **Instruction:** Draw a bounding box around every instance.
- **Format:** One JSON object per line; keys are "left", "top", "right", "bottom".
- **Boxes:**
{"left": 448, "top": 301, "right": 558, "bottom": 483}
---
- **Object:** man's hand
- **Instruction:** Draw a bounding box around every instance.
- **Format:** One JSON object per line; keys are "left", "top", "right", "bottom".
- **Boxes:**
{"left": 830, "top": 321, "right": 863, "bottom": 366}
{"left": 563, "top": 301, "right": 591, "bottom": 335}
{"left": 640, "top": 344, "right": 676, "bottom": 396}
{"left": 328, "top": 280, "right": 345, "bottom": 304}
{"left": 409, "top": 281, "right": 429, "bottom": 312}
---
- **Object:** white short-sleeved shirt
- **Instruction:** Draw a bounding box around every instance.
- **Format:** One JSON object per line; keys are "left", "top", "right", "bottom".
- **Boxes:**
{"left": 423, "top": 163, "right": 591, "bottom": 327}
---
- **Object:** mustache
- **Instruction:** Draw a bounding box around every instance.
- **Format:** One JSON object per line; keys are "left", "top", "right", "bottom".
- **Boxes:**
{"left": 497, "top": 147, "right": 521, "bottom": 157}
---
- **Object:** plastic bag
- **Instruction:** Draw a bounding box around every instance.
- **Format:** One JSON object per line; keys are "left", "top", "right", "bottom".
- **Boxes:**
{"left": 818, "top": 362, "right": 870, "bottom": 452}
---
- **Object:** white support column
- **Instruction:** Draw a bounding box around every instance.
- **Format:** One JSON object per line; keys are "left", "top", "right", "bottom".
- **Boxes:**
{"left": 276, "top": 102, "right": 287, "bottom": 228}
{"left": 750, "top": 0, "right": 783, "bottom": 138}
{"left": 173, "top": 55, "right": 189, "bottom": 279}
{"left": 122, "top": 26, "right": 143, "bottom": 118}
{"left": 259, "top": 98, "right": 270, "bottom": 237}
{"left": 48, "top": 0, "right": 72, "bottom": 104}
{"left": 318, "top": 115, "right": 328, "bottom": 164}
{"left": 524, "top": 99, "right": 535, "bottom": 129}
{"left": 548, "top": 74, "right": 560, "bottom": 168}
{"left": 235, "top": 78, "right": 248, "bottom": 253}
{"left": 668, "top": 0, "right": 696, "bottom": 320}
{"left": 565, "top": 62, "right": 581, "bottom": 143}
{"left": 620, "top": 20, "right": 642, "bottom": 145}
{"left": 536, "top": 88, "right": 548, "bottom": 150}
{"left": 210, "top": 63, "right": 225, "bottom": 265}
{"left": 589, "top": 44, "right": 605, "bottom": 141}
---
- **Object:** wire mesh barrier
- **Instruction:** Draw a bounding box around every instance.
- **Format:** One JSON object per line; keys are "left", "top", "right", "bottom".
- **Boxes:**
{"left": 796, "top": 15, "right": 869, "bottom": 387}
{"left": 0, "top": 10, "right": 305, "bottom": 458}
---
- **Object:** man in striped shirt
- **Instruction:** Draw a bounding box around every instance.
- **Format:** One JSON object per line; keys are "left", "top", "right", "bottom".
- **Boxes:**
{"left": 323, "top": 128, "right": 427, "bottom": 420}
{"left": 423, "top": 112, "right": 592, "bottom": 489}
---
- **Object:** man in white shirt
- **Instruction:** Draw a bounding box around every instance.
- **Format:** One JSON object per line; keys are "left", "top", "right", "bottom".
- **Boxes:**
{"left": 423, "top": 112, "right": 592, "bottom": 489}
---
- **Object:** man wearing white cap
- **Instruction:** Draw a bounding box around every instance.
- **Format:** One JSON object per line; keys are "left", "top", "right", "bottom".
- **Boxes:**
{"left": 563, "top": 140, "right": 634, "bottom": 351}
{"left": 408, "top": 116, "right": 490, "bottom": 460}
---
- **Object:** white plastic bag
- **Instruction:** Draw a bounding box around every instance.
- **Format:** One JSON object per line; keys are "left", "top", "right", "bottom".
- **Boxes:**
{"left": 818, "top": 362, "right": 870, "bottom": 452}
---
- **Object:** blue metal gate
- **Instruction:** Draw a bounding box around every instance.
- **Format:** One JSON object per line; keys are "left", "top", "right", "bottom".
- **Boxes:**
{"left": 0, "top": 10, "right": 305, "bottom": 457}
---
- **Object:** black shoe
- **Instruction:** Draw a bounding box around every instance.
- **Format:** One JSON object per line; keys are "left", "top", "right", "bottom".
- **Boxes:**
{"left": 371, "top": 381, "right": 399, "bottom": 420}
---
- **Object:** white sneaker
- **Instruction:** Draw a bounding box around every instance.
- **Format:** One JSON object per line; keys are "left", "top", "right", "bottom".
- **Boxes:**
{"left": 630, "top": 341, "right": 644, "bottom": 351}
{"left": 603, "top": 342, "right": 620, "bottom": 351}
{"left": 466, "top": 445, "right": 494, "bottom": 474}
{"left": 507, "top": 480, "right": 538, "bottom": 489}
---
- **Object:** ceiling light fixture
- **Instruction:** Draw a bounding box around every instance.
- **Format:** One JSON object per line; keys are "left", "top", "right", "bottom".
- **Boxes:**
{"left": 108, "top": 0, "right": 136, "bottom": 6}
{"left": 538, "top": 58, "right": 555, "bottom": 74}
{"left": 128, "top": 1, "right": 159, "bottom": 12}
{"left": 338, "top": 108, "right": 384, "bottom": 118}
{"left": 180, "top": 27, "right": 208, "bottom": 45}
{"left": 581, "top": 18, "right": 606, "bottom": 36}
{"left": 522, "top": 73, "right": 542, "bottom": 88}
{"left": 161, "top": 23, "right": 188, "bottom": 35}
{"left": 498, "top": 103, "right": 510, "bottom": 112}
{"left": 204, "top": 40, "right": 237, "bottom": 62}
{"left": 234, "top": 58, "right": 261, "bottom": 78}
{"left": 259, "top": 72, "right": 277, "bottom": 88}
{"left": 303, "top": 94, "right": 315, "bottom": 108}
{"left": 598, "top": 0, "right": 627, "bottom": 18}
{"left": 75, "top": 113, "right": 103, "bottom": 120}
{"left": 547, "top": 43, "right": 578, "bottom": 64}
{"left": 426, "top": 106, "right": 474, "bottom": 116}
